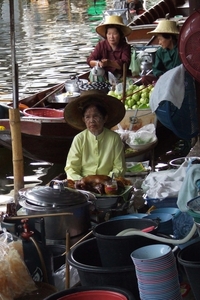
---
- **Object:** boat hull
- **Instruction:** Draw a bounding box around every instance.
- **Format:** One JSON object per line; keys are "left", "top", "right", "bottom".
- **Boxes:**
{"left": 0, "top": 119, "right": 80, "bottom": 164}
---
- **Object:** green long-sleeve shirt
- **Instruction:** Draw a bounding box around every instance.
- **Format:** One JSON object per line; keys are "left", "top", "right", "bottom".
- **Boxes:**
{"left": 65, "top": 128, "right": 126, "bottom": 180}
{"left": 153, "top": 45, "right": 182, "bottom": 78}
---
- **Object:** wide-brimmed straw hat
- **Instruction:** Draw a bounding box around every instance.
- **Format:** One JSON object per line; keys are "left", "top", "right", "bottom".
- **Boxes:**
{"left": 96, "top": 15, "right": 132, "bottom": 38}
{"left": 148, "top": 20, "right": 179, "bottom": 35}
{"left": 64, "top": 91, "right": 125, "bottom": 131}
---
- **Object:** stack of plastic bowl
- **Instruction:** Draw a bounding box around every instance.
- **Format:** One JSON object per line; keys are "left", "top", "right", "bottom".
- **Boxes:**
{"left": 130, "top": 244, "right": 182, "bottom": 300}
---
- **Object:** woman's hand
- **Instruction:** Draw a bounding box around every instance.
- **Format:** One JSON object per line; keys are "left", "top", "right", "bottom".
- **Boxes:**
{"left": 100, "top": 59, "right": 109, "bottom": 67}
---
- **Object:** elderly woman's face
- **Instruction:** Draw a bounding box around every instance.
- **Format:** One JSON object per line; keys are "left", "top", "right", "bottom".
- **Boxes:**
{"left": 106, "top": 27, "right": 121, "bottom": 47}
{"left": 83, "top": 105, "right": 107, "bottom": 136}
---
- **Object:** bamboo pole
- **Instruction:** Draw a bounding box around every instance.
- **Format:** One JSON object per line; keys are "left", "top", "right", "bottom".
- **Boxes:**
{"left": 9, "top": 109, "right": 24, "bottom": 201}
{"left": 9, "top": 0, "right": 24, "bottom": 203}
{"left": 65, "top": 231, "right": 70, "bottom": 289}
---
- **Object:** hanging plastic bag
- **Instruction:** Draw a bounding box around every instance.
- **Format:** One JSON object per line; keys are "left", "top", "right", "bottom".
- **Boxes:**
{"left": 0, "top": 230, "right": 37, "bottom": 300}
{"left": 129, "top": 49, "right": 141, "bottom": 76}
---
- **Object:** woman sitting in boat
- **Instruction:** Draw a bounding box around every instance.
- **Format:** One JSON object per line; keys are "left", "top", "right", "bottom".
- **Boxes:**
{"left": 64, "top": 91, "right": 126, "bottom": 181}
{"left": 142, "top": 19, "right": 181, "bottom": 85}
{"left": 87, "top": 15, "right": 132, "bottom": 82}
{"left": 146, "top": 20, "right": 191, "bottom": 160}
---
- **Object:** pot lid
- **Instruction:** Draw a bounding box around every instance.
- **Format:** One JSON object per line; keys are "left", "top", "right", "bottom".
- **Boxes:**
{"left": 179, "top": 10, "right": 200, "bottom": 82}
{"left": 19, "top": 184, "right": 87, "bottom": 207}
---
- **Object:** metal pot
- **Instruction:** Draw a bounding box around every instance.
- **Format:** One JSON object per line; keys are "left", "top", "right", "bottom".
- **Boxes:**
{"left": 140, "top": 55, "right": 152, "bottom": 76}
{"left": 18, "top": 180, "right": 91, "bottom": 241}
{"left": 65, "top": 79, "right": 80, "bottom": 93}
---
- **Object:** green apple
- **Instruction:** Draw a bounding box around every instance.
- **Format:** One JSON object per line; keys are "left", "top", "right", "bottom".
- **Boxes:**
{"left": 140, "top": 98, "right": 147, "bottom": 104}
{"left": 126, "top": 89, "right": 132, "bottom": 96}
{"left": 132, "top": 93, "right": 140, "bottom": 102}
{"left": 141, "top": 92, "right": 149, "bottom": 99}
{"left": 108, "top": 91, "right": 116, "bottom": 97}
{"left": 127, "top": 99, "right": 133, "bottom": 107}
{"left": 132, "top": 105, "right": 137, "bottom": 109}
{"left": 126, "top": 96, "right": 132, "bottom": 102}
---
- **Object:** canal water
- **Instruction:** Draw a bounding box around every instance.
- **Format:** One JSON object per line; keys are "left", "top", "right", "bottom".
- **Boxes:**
{"left": 0, "top": 0, "right": 114, "bottom": 196}
{"left": 0, "top": 0, "right": 158, "bottom": 196}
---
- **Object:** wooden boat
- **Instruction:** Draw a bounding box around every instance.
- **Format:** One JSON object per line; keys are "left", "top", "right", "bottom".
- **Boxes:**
{"left": 0, "top": 73, "right": 156, "bottom": 165}
{"left": 0, "top": 116, "right": 157, "bottom": 165}
{"left": 126, "top": 0, "right": 190, "bottom": 45}
{"left": 0, "top": 118, "right": 79, "bottom": 164}
{"left": 0, "top": 0, "right": 194, "bottom": 165}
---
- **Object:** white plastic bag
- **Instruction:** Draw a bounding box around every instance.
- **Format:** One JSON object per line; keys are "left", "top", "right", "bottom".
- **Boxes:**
{"left": 126, "top": 124, "right": 156, "bottom": 146}
{"left": 0, "top": 231, "right": 36, "bottom": 300}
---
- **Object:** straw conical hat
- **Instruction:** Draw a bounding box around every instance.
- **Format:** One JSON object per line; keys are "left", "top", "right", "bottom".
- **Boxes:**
{"left": 64, "top": 91, "right": 125, "bottom": 131}
{"left": 96, "top": 15, "right": 132, "bottom": 38}
{"left": 148, "top": 20, "right": 179, "bottom": 35}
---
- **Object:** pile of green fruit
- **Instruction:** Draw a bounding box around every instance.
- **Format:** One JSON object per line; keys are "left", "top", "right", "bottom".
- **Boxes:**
{"left": 108, "top": 84, "right": 154, "bottom": 110}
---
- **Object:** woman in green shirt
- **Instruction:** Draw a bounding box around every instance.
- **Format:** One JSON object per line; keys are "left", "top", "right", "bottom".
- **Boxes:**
{"left": 152, "top": 31, "right": 181, "bottom": 78}
{"left": 145, "top": 20, "right": 187, "bottom": 160}
{"left": 142, "top": 19, "right": 181, "bottom": 84}
{"left": 64, "top": 91, "right": 126, "bottom": 181}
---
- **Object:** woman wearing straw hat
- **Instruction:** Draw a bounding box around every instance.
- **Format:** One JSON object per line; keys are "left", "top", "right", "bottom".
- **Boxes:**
{"left": 148, "top": 19, "right": 181, "bottom": 78}
{"left": 147, "top": 20, "right": 191, "bottom": 160}
{"left": 87, "top": 15, "right": 132, "bottom": 81}
{"left": 142, "top": 19, "right": 181, "bottom": 85}
{"left": 64, "top": 91, "right": 126, "bottom": 180}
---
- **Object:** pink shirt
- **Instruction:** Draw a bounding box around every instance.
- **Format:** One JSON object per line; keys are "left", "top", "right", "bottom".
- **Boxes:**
{"left": 87, "top": 39, "right": 131, "bottom": 76}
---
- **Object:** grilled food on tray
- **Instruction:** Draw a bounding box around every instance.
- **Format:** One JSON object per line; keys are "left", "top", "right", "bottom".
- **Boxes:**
{"left": 66, "top": 175, "right": 132, "bottom": 195}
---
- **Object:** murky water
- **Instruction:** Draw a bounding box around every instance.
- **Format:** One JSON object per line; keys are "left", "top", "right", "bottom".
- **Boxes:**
{"left": 0, "top": 0, "right": 113, "bottom": 196}
{"left": 0, "top": 0, "right": 159, "bottom": 196}
{"left": 0, "top": 0, "right": 112, "bottom": 98}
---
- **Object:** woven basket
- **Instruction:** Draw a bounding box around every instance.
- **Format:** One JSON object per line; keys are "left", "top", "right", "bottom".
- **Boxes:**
{"left": 155, "top": 71, "right": 199, "bottom": 141}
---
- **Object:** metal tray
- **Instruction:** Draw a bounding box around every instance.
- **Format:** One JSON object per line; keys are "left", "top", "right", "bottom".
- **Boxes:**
{"left": 48, "top": 92, "right": 80, "bottom": 103}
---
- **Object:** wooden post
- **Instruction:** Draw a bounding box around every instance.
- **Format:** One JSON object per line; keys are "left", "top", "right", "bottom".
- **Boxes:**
{"left": 65, "top": 231, "right": 70, "bottom": 289}
{"left": 122, "top": 63, "right": 127, "bottom": 104}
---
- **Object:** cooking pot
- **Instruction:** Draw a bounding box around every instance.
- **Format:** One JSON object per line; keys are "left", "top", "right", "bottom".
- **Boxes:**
{"left": 18, "top": 180, "right": 91, "bottom": 241}
{"left": 65, "top": 78, "right": 80, "bottom": 93}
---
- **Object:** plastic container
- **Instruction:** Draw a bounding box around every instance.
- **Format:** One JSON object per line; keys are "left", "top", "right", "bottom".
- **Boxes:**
{"left": 177, "top": 240, "right": 200, "bottom": 300}
{"left": 110, "top": 213, "right": 148, "bottom": 220}
{"left": 92, "top": 218, "right": 168, "bottom": 267}
{"left": 67, "top": 238, "right": 140, "bottom": 300}
{"left": 146, "top": 197, "right": 178, "bottom": 208}
{"left": 23, "top": 108, "right": 64, "bottom": 119}
{"left": 43, "top": 286, "right": 135, "bottom": 300}
{"left": 144, "top": 212, "right": 173, "bottom": 235}
{"left": 150, "top": 207, "right": 181, "bottom": 217}
{"left": 47, "top": 245, "right": 66, "bottom": 272}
